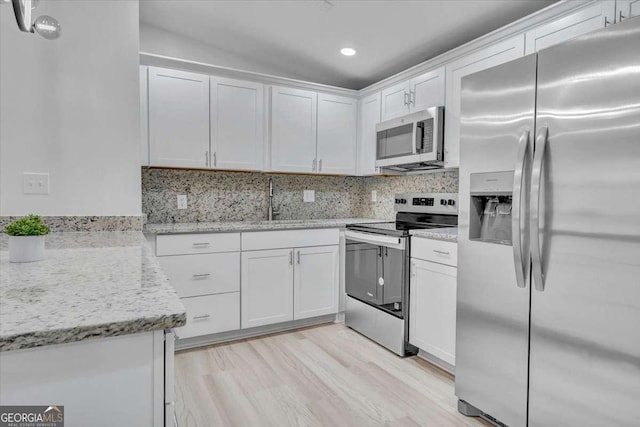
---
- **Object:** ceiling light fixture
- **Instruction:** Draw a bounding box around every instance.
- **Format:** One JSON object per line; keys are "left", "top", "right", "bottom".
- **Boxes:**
{"left": 6, "top": 0, "right": 61, "bottom": 40}
{"left": 340, "top": 47, "right": 356, "bottom": 57}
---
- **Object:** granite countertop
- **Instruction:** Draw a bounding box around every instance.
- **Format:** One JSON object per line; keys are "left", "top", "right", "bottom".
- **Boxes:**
{"left": 410, "top": 227, "right": 458, "bottom": 242}
{"left": 0, "top": 232, "right": 186, "bottom": 352}
{"left": 144, "top": 218, "right": 390, "bottom": 234}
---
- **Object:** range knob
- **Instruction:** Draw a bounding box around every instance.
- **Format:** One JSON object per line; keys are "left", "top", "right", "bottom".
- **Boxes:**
{"left": 440, "top": 199, "right": 447, "bottom": 206}
{"left": 448, "top": 199, "right": 456, "bottom": 206}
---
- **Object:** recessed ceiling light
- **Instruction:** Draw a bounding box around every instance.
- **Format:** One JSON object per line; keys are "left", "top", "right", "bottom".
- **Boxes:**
{"left": 340, "top": 47, "right": 356, "bottom": 57}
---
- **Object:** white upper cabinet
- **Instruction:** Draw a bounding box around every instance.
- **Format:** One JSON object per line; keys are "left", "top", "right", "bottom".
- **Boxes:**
{"left": 293, "top": 245, "right": 339, "bottom": 320}
{"left": 139, "top": 66, "right": 149, "bottom": 166}
{"left": 148, "top": 67, "right": 210, "bottom": 168}
{"left": 444, "top": 35, "right": 525, "bottom": 168}
{"left": 316, "top": 94, "right": 357, "bottom": 175}
{"left": 210, "top": 77, "right": 264, "bottom": 171}
{"left": 358, "top": 92, "right": 382, "bottom": 176}
{"left": 616, "top": 0, "right": 640, "bottom": 20}
{"left": 270, "top": 86, "right": 318, "bottom": 173}
{"left": 524, "top": 2, "right": 615, "bottom": 54}
{"left": 381, "top": 81, "right": 411, "bottom": 121}
{"left": 410, "top": 67, "right": 446, "bottom": 112}
{"left": 381, "top": 67, "right": 445, "bottom": 122}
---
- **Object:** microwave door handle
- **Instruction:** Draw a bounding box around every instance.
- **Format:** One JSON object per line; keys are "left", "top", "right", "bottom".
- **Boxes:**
{"left": 412, "top": 122, "right": 418, "bottom": 154}
{"left": 512, "top": 130, "right": 530, "bottom": 289}
{"left": 530, "top": 126, "right": 548, "bottom": 292}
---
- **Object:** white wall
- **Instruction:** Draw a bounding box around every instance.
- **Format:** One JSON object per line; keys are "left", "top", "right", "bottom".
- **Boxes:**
{"left": 140, "top": 22, "right": 301, "bottom": 79}
{"left": 0, "top": 0, "right": 142, "bottom": 216}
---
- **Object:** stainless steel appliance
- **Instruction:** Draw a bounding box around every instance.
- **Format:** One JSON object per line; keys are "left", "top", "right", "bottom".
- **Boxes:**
{"left": 375, "top": 107, "right": 444, "bottom": 172}
{"left": 456, "top": 17, "right": 640, "bottom": 427}
{"left": 345, "top": 193, "right": 458, "bottom": 356}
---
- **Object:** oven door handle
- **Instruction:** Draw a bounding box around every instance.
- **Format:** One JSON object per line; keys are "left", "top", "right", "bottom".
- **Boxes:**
{"left": 345, "top": 230, "right": 405, "bottom": 249}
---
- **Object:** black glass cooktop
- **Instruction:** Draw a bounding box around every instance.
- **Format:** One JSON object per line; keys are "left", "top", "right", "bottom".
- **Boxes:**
{"left": 347, "top": 213, "right": 458, "bottom": 237}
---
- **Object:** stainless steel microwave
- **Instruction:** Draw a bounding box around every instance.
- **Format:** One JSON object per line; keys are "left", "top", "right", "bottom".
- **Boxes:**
{"left": 375, "top": 107, "right": 444, "bottom": 172}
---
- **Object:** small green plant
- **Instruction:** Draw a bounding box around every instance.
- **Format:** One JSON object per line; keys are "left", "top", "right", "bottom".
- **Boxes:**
{"left": 4, "top": 215, "right": 50, "bottom": 236}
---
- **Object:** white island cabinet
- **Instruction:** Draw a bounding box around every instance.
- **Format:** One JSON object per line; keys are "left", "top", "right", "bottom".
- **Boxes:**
{"left": 1, "top": 331, "right": 170, "bottom": 427}
{"left": 410, "top": 237, "right": 458, "bottom": 371}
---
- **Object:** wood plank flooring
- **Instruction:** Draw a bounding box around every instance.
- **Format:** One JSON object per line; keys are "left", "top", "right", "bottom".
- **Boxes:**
{"left": 175, "top": 323, "right": 490, "bottom": 427}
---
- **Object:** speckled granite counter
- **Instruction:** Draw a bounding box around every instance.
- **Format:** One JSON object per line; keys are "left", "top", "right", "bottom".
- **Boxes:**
{"left": 0, "top": 232, "right": 186, "bottom": 352}
{"left": 144, "top": 218, "right": 389, "bottom": 234}
{"left": 410, "top": 227, "right": 458, "bottom": 242}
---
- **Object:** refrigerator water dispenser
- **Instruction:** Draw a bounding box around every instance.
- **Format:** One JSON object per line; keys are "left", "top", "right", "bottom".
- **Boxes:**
{"left": 469, "top": 171, "right": 514, "bottom": 245}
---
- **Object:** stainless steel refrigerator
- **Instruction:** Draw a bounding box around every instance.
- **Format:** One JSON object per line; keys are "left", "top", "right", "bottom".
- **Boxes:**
{"left": 456, "top": 17, "right": 640, "bottom": 427}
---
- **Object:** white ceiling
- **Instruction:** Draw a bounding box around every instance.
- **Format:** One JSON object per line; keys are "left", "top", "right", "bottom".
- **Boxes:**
{"left": 140, "top": 0, "right": 557, "bottom": 90}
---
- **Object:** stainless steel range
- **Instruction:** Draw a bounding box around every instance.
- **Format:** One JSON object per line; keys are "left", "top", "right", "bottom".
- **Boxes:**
{"left": 345, "top": 193, "right": 458, "bottom": 356}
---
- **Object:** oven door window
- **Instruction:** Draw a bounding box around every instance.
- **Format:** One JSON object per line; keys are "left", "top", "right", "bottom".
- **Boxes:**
{"left": 345, "top": 241, "right": 382, "bottom": 305}
{"left": 377, "top": 123, "right": 414, "bottom": 159}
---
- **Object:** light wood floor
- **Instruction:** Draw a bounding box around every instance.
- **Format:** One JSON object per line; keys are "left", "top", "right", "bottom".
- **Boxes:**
{"left": 175, "top": 323, "right": 490, "bottom": 427}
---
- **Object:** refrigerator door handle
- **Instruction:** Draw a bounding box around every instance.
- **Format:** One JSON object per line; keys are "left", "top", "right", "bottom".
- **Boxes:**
{"left": 512, "top": 129, "right": 530, "bottom": 288}
{"left": 530, "top": 126, "right": 548, "bottom": 292}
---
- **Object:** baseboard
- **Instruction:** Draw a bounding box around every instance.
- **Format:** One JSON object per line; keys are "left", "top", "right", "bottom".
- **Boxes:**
{"left": 176, "top": 314, "right": 338, "bottom": 350}
{"left": 417, "top": 349, "right": 455, "bottom": 375}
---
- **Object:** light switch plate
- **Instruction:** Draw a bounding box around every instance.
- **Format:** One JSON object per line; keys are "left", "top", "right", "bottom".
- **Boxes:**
{"left": 303, "top": 190, "right": 315, "bottom": 203}
{"left": 23, "top": 173, "right": 50, "bottom": 195}
{"left": 371, "top": 190, "right": 377, "bottom": 202}
{"left": 177, "top": 194, "right": 188, "bottom": 209}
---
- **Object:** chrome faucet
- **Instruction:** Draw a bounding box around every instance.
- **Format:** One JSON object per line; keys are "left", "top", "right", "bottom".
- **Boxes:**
{"left": 268, "top": 178, "right": 280, "bottom": 221}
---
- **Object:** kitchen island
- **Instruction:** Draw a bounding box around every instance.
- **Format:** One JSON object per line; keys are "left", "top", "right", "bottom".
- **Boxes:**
{"left": 0, "top": 232, "right": 186, "bottom": 426}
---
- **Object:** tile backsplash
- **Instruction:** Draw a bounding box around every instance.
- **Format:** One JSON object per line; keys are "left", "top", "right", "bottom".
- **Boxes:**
{"left": 141, "top": 168, "right": 458, "bottom": 223}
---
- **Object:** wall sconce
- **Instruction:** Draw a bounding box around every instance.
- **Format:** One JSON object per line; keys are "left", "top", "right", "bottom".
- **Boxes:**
{"left": 9, "top": 0, "right": 61, "bottom": 40}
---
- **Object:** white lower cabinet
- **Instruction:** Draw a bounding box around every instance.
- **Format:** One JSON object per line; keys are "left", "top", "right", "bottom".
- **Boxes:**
{"left": 177, "top": 293, "right": 240, "bottom": 339}
{"left": 155, "top": 230, "right": 340, "bottom": 343}
{"left": 242, "top": 245, "right": 340, "bottom": 328}
{"left": 410, "top": 254, "right": 458, "bottom": 366}
{"left": 157, "top": 252, "right": 240, "bottom": 298}
{"left": 294, "top": 245, "right": 339, "bottom": 320}
{"left": 241, "top": 248, "right": 295, "bottom": 328}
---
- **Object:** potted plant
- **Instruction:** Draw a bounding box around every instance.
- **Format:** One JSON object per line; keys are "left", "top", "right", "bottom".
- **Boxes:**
{"left": 4, "top": 215, "right": 49, "bottom": 263}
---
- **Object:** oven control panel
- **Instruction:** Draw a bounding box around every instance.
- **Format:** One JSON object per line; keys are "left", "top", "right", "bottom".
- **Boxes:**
{"left": 394, "top": 193, "right": 458, "bottom": 214}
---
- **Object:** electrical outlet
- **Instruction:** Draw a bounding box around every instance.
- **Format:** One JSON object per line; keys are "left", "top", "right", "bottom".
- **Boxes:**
{"left": 371, "top": 190, "right": 377, "bottom": 202}
{"left": 23, "top": 173, "right": 50, "bottom": 195}
{"left": 177, "top": 194, "right": 188, "bottom": 209}
{"left": 303, "top": 190, "right": 315, "bottom": 203}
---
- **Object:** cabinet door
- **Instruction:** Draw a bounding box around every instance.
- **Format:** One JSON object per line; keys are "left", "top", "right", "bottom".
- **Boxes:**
{"left": 148, "top": 67, "right": 210, "bottom": 168}
{"left": 270, "top": 86, "right": 317, "bottom": 173}
{"left": 210, "top": 77, "right": 264, "bottom": 171}
{"left": 445, "top": 35, "right": 524, "bottom": 168}
{"left": 524, "top": 2, "right": 615, "bottom": 54}
{"left": 409, "top": 258, "right": 457, "bottom": 366}
{"left": 241, "top": 248, "right": 294, "bottom": 328}
{"left": 293, "top": 245, "right": 339, "bottom": 320}
{"left": 616, "top": 0, "right": 640, "bottom": 20}
{"left": 139, "top": 66, "right": 149, "bottom": 166}
{"left": 316, "top": 94, "right": 357, "bottom": 175}
{"left": 358, "top": 92, "right": 382, "bottom": 176}
{"left": 410, "top": 67, "right": 445, "bottom": 112}
{"left": 381, "top": 81, "right": 410, "bottom": 121}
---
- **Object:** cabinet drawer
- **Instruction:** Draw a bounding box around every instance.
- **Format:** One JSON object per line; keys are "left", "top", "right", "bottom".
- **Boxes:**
{"left": 157, "top": 252, "right": 240, "bottom": 298}
{"left": 176, "top": 293, "right": 240, "bottom": 340}
{"left": 241, "top": 228, "right": 339, "bottom": 251}
{"left": 411, "top": 238, "right": 457, "bottom": 266}
{"left": 156, "top": 233, "right": 240, "bottom": 256}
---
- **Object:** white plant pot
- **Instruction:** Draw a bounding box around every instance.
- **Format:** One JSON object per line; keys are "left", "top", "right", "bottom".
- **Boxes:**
{"left": 8, "top": 235, "right": 46, "bottom": 263}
